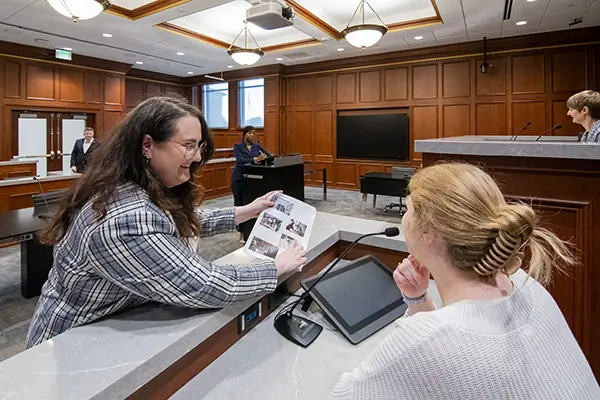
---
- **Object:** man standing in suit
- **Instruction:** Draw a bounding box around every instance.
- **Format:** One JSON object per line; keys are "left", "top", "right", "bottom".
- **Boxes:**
{"left": 70, "top": 127, "right": 100, "bottom": 173}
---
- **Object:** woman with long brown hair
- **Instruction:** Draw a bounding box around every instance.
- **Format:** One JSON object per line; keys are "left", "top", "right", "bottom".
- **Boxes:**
{"left": 27, "top": 96, "right": 306, "bottom": 347}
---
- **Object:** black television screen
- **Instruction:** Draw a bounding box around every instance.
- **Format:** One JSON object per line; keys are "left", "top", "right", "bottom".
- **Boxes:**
{"left": 336, "top": 113, "right": 409, "bottom": 160}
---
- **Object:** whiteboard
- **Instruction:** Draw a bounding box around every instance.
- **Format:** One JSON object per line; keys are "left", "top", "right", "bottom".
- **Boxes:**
{"left": 18, "top": 118, "right": 47, "bottom": 176}
{"left": 62, "top": 119, "right": 86, "bottom": 173}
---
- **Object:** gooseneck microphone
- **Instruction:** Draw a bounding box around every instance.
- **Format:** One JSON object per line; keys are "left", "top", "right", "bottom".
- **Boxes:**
{"left": 274, "top": 227, "right": 400, "bottom": 347}
{"left": 33, "top": 176, "right": 50, "bottom": 216}
{"left": 511, "top": 121, "right": 531, "bottom": 141}
{"left": 535, "top": 124, "right": 562, "bottom": 141}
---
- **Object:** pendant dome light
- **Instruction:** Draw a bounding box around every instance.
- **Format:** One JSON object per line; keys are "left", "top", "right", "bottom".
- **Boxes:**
{"left": 227, "top": 20, "right": 264, "bottom": 66}
{"left": 47, "top": 0, "right": 111, "bottom": 22}
{"left": 342, "top": 0, "right": 388, "bottom": 49}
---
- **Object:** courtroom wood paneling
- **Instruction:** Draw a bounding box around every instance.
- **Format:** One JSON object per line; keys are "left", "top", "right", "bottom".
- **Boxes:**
{"left": 314, "top": 110, "right": 333, "bottom": 158}
{"left": 105, "top": 75, "right": 123, "bottom": 106}
{"left": 59, "top": 69, "right": 85, "bottom": 103}
{"left": 476, "top": 57, "right": 506, "bottom": 96}
{"left": 512, "top": 54, "right": 545, "bottom": 94}
{"left": 164, "top": 85, "right": 187, "bottom": 99}
{"left": 4, "top": 60, "right": 21, "bottom": 99}
{"left": 412, "top": 64, "right": 438, "bottom": 99}
{"left": 315, "top": 75, "right": 333, "bottom": 105}
{"left": 336, "top": 73, "right": 356, "bottom": 104}
{"left": 292, "top": 110, "right": 312, "bottom": 157}
{"left": 359, "top": 163, "right": 383, "bottom": 177}
{"left": 103, "top": 110, "right": 123, "bottom": 138}
{"left": 443, "top": 104, "right": 470, "bottom": 137}
{"left": 126, "top": 80, "right": 144, "bottom": 108}
{"left": 146, "top": 83, "right": 163, "bottom": 98}
{"left": 311, "top": 161, "right": 334, "bottom": 184}
{"left": 552, "top": 50, "right": 588, "bottom": 93}
{"left": 476, "top": 103, "right": 507, "bottom": 135}
{"left": 212, "top": 134, "right": 227, "bottom": 149}
{"left": 292, "top": 77, "right": 313, "bottom": 106}
{"left": 552, "top": 100, "right": 580, "bottom": 136}
{"left": 512, "top": 101, "right": 545, "bottom": 136}
{"left": 359, "top": 70, "right": 381, "bottom": 103}
{"left": 411, "top": 106, "right": 438, "bottom": 162}
{"left": 442, "top": 61, "right": 470, "bottom": 98}
{"left": 201, "top": 168, "right": 215, "bottom": 196}
{"left": 26, "top": 65, "right": 55, "bottom": 100}
{"left": 264, "top": 77, "right": 278, "bottom": 107}
{"left": 384, "top": 67, "right": 408, "bottom": 101}
{"left": 264, "top": 110, "right": 278, "bottom": 153}
{"left": 335, "top": 162, "right": 357, "bottom": 187}
{"left": 86, "top": 72, "right": 102, "bottom": 104}
{"left": 215, "top": 166, "right": 229, "bottom": 191}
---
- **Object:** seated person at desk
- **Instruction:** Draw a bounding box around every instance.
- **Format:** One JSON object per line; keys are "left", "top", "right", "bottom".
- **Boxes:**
{"left": 231, "top": 126, "right": 272, "bottom": 242}
{"left": 26, "top": 97, "right": 306, "bottom": 347}
{"left": 566, "top": 89, "right": 600, "bottom": 143}
{"left": 331, "top": 163, "right": 598, "bottom": 400}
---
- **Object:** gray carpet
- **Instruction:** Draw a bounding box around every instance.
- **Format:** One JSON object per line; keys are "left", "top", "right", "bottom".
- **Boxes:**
{"left": 0, "top": 187, "right": 402, "bottom": 362}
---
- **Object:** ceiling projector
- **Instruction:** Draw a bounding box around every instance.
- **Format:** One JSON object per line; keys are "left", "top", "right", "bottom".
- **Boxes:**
{"left": 246, "top": 2, "right": 294, "bottom": 30}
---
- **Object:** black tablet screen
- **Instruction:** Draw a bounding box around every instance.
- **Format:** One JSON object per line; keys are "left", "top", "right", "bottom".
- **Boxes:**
{"left": 313, "top": 260, "right": 404, "bottom": 331}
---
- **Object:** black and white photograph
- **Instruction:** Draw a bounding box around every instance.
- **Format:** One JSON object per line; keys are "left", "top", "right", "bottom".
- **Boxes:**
{"left": 285, "top": 218, "right": 307, "bottom": 238}
{"left": 248, "top": 237, "right": 279, "bottom": 259}
{"left": 278, "top": 233, "right": 298, "bottom": 250}
{"left": 272, "top": 194, "right": 294, "bottom": 215}
{"left": 258, "top": 213, "right": 282, "bottom": 232}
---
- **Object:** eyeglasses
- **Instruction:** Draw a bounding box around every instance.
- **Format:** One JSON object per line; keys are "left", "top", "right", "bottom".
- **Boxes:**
{"left": 168, "top": 140, "right": 207, "bottom": 161}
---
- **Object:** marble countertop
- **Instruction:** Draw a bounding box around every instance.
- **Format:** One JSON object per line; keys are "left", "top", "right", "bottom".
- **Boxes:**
{"left": 0, "top": 172, "right": 80, "bottom": 188}
{"left": 206, "top": 157, "right": 236, "bottom": 164}
{"left": 0, "top": 160, "right": 38, "bottom": 167}
{"left": 172, "top": 279, "right": 441, "bottom": 400}
{"left": 0, "top": 212, "right": 405, "bottom": 400}
{"left": 414, "top": 135, "right": 600, "bottom": 160}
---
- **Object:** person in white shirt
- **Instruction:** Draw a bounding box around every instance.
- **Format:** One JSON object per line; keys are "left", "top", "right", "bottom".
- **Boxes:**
{"left": 70, "top": 126, "right": 100, "bottom": 173}
{"left": 567, "top": 90, "right": 600, "bottom": 143}
{"left": 330, "top": 162, "right": 599, "bottom": 400}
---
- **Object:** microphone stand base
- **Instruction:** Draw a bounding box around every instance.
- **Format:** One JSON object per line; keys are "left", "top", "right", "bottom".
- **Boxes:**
{"left": 274, "top": 313, "right": 323, "bottom": 348}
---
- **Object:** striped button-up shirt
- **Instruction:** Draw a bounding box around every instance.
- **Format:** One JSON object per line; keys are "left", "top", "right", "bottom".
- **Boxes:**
{"left": 26, "top": 181, "right": 277, "bottom": 347}
{"left": 581, "top": 120, "right": 600, "bottom": 143}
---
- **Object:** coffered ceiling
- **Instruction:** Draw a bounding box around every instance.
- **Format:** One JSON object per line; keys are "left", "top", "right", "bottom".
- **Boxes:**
{"left": 0, "top": 0, "right": 598, "bottom": 77}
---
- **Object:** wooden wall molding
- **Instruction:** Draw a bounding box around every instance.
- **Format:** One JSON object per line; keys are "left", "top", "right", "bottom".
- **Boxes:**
{"left": 0, "top": 40, "right": 131, "bottom": 75}
{"left": 108, "top": 0, "right": 192, "bottom": 20}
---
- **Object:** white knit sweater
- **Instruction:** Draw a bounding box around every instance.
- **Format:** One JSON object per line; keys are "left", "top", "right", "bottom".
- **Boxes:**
{"left": 330, "top": 269, "right": 599, "bottom": 400}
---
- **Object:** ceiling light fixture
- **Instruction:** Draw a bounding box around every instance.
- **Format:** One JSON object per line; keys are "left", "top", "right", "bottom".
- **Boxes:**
{"left": 414, "top": 36, "right": 424, "bottom": 40}
{"left": 102, "top": 33, "right": 112, "bottom": 38}
{"left": 46, "top": 0, "right": 111, "bottom": 22}
{"left": 337, "top": 48, "right": 345, "bottom": 52}
{"left": 276, "top": 57, "right": 283, "bottom": 61}
{"left": 177, "top": 52, "right": 185, "bottom": 55}
{"left": 136, "top": 61, "right": 143, "bottom": 64}
{"left": 516, "top": 21, "right": 527, "bottom": 25}
{"left": 227, "top": 65, "right": 234, "bottom": 68}
{"left": 227, "top": 20, "right": 263, "bottom": 66}
{"left": 63, "top": 47, "right": 72, "bottom": 51}
{"left": 342, "top": 0, "right": 388, "bottom": 49}
{"left": 187, "top": 71, "right": 194, "bottom": 75}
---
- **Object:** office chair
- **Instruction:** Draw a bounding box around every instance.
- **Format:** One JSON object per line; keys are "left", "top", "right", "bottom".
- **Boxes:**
{"left": 382, "top": 167, "right": 415, "bottom": 215}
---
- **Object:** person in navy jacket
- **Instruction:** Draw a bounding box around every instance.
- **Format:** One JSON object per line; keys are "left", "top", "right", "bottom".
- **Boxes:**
{"left": 70, "top": 127, "right": 100, "bottom": 173}
{"left": 232, "top": 126, "right": 272, "bottom": 241}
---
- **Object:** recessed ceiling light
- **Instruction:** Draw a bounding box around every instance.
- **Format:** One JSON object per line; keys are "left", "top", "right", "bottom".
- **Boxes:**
{"left": 516, "top": 21, "right": 527, "bottom": 25}
{"left": 102, "top": 33, "right": 112, "bottom": 38}
{"left": 227, "top": 65, "right": 234, "bottom": 68}
{"left": 136, "top": 61, "right": 143, "bottom": 65}
{"left": 276, "top": 57, "right": 283, "bottom": 61}
{"left": 187, "top": 71, "right": 193, "bottom": 75}
{"left": 337, "top": 48, "right": 345, "bottom": 52}
{"left": 63, "top": 47, "right": 72, "bottom": 51}
{"left": 526, "top": 0, "right": 535, "bottom": 2}
{"left": 414, "top": 36, "right": 424, "bottom": 40}
{"left": 177, "top": 52, "right": 185, "bottom": 56}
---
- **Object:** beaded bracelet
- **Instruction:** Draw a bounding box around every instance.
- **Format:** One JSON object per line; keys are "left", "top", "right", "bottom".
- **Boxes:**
{"left": 402, "top": 292, "right": 427, "bottom": 304}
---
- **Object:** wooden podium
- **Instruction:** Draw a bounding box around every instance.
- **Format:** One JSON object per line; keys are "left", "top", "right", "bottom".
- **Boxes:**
{"left": 240, "top": 155, "right": 305, "bottom": 241}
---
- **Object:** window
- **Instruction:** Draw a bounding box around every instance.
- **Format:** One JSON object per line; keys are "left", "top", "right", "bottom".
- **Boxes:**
{"left": 238, "top": 78, "right": 264, "bottom": 128}
{"left": 202, "top": 83, "right": 229, "bottom": 129}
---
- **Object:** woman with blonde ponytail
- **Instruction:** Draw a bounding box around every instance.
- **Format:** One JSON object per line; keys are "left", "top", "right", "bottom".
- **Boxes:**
{"left": 331, "top": 162, "right": 599, "bottom": 400}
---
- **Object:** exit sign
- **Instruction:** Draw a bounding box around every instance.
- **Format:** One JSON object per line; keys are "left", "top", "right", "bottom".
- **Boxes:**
{"left": 55, "top": 49, "right": 72, "bottom": 61}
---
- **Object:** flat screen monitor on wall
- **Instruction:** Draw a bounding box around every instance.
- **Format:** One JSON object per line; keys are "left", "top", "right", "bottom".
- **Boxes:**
{"left": 336, "top": 113, "right": 409, "bottom": 161}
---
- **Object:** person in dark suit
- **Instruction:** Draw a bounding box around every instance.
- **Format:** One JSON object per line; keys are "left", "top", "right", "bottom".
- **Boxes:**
{"left": 70, "top": 127, "right": 100, "bottom": 173}
{"left": 232, "top": 126, "right": 272, "bottom": 242}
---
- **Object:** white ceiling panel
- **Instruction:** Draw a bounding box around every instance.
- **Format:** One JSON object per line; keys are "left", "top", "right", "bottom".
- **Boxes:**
{"left": 110, "top": 0, "right": 157, "bottom": 9}
{"left": 545, "top": 0, "right": 596, "bottom": 15}
{"left": 461, "top": 0, "right": 504, "bottom": 25}
{"left": 169, "top": 0, "right": 313, "bottom": 47}
{"left": 294, "top": 0, "right": 437, "bottom": 31}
